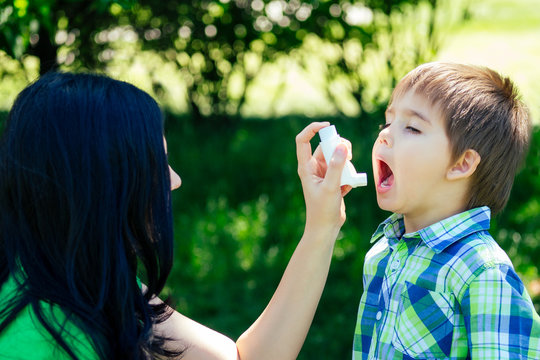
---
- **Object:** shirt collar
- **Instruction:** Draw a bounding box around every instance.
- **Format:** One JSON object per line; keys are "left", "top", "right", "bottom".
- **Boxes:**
{"left": 370, "top": 206, "right": 491, "bottom": 253}
{"left": 370, "top": 213, "right": 404, "bottom": 248}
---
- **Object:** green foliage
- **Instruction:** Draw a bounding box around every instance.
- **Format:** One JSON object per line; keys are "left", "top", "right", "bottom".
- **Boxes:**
{"left": 113, "top": 0, "right": 467, "bottom": 118}
{"left": 0, "top": 110, "right": 6, "bottom": 134}
{"left": 1, "top": 0, "right": 469, "bottom": 118}
{"left": 0, "top": 0, "right": 50, "bottom": 58}
{"left": 0, "top": 0, "right": 131, "bottom": 61}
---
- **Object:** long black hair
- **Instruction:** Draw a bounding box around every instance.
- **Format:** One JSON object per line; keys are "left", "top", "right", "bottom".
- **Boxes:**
{"left": 0, "top": 72, "right": 182, "bottom": 358}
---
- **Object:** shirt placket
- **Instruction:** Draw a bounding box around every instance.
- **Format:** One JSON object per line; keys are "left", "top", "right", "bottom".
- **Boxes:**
{"left": 371, "top": 238, "right": 419, "bottom": 360}
{"left": 366, "top": 240, "right": 394, "bottom": 359}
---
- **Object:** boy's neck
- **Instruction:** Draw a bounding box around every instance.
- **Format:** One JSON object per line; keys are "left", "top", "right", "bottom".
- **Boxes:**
{"left": 402, "top": 176, "right": 472, "bottom": 234}
{"left": 402, "top": 203, "right": 467, "bottom": 234}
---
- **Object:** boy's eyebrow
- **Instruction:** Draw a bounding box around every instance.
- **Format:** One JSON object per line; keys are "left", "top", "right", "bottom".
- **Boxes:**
{"left": 385, "top": 106, "right": 431, "bottom": 124}
{"left": 404, "top": 108, "right": 431, "bottom": 124}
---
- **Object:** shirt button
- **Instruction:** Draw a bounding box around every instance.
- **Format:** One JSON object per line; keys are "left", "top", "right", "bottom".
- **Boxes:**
{"left": 375, "top": 311, "right": 382, "bottom": 320}
{"left": 391, "top": 259, "right": 401, "bottom": 270}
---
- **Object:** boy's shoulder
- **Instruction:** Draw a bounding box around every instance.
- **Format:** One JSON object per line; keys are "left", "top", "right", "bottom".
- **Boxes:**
{"left": 365, "top": 207, "right": 516, "bottom": 298}
{"left": 442, "top": 229, "right": 514, "bottom": 288}
{"left": 444, "top": 227, "right": 512, "bottom": 269}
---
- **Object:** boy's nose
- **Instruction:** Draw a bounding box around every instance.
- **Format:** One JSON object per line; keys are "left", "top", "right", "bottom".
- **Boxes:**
{"left": 378, "top": 131, "right": 393, "bottom": 148}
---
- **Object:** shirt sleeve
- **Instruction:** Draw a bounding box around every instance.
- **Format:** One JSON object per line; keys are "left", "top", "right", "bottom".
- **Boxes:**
{"left": 460, "top": 264, "right": 540, "bottom": 360}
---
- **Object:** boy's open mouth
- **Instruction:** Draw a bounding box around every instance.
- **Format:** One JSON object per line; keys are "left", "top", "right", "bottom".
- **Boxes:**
{"left": 378, "top": 160, "right": 394, "bottom": 188}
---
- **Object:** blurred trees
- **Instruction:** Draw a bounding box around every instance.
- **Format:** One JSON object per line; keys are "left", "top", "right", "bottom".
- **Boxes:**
{"left": 0, "top": 0, "right": 131, "bottom": 73}
{"left": 1, "top": 0, "right": 467, "bottom": 120}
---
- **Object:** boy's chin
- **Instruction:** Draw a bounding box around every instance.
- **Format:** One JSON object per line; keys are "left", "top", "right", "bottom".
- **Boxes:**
{"left": 376, "top": 198, "right": 396, "bottom": 213}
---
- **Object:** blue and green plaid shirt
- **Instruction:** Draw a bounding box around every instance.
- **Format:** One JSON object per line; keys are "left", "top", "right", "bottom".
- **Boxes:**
{"left": 353, "top": 206, "right": 540, "bottom": 359}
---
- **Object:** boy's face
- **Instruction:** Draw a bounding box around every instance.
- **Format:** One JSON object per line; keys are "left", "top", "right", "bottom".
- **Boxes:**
{"left": 372, "top": 89, "right": 455, "bottom": 232}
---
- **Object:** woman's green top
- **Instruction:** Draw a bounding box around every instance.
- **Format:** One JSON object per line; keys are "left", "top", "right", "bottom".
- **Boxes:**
{"left": 0, "top": 274, "right": 98, "bottom": 359}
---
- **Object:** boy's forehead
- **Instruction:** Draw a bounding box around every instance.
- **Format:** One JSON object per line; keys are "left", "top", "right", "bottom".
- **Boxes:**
{"left": 387, "top": 90, "right": 443, "bottom": 121}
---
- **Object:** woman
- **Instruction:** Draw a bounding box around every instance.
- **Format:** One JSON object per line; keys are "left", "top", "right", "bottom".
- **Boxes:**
{"left": 0, "top": 72, "right": 351, "bottom": 359}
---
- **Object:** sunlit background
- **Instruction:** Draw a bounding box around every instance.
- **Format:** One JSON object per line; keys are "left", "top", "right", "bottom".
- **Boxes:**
{"left": 1, "top": 0, "right": 539, "bottom": 357}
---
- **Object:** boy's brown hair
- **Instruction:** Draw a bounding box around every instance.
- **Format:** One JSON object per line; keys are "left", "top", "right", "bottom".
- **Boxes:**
{"left": 390, "top": 62, "right": 531, "bottom": 214}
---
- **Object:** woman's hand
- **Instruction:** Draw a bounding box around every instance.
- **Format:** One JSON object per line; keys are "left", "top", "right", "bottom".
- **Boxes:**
{"left": 296, "top": 122, "right": 351, "bottom": 241}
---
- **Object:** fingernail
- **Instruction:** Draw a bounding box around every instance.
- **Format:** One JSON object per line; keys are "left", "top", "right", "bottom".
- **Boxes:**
{"left": 334, "top": 146, "right": 346, "bottom": 161}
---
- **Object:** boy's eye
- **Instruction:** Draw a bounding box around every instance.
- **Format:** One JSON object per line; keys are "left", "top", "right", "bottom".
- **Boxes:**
{"left": 379, "top": 123, "right": 390, "bottom": 131}
{"left": 406, "top": 126, "right": 421, "bottom": 134}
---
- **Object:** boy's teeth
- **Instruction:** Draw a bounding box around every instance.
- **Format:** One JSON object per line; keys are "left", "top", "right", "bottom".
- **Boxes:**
{"left": 381, "top": 174, "right": 394, "bottom": 187}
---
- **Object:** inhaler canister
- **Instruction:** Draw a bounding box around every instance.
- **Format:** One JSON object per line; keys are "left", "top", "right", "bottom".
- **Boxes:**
{"left": 319, "top": 125, "right": 367, "bottom": 188}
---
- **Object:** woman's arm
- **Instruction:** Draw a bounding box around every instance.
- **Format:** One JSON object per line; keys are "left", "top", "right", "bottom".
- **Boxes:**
{"left": 155, "top": 122, "right": 350, "bottom": 359}
{"left": 235, "top": 122, "right": 350, "bottom": 359}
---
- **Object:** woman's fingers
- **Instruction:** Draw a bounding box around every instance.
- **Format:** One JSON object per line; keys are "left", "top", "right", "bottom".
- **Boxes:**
{"left": 296, "top": 122, "right": 330, "bottom": 167}
{"left": 340, "top": 138, "right": 353, "bottom": 161}
{"left": 341, "top": 185, "right": 352, "bottom": 197}
{"left": 322, "top": 143, "right": 348, "bottom": 189}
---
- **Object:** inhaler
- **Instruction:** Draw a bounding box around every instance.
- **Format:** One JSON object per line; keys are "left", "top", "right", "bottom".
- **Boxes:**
{"left": 319, "top": 125, "right": 367, "bottom": 188}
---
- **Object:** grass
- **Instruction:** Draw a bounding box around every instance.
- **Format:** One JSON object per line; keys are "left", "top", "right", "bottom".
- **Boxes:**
{"left": 436, "top": 0, "right": 540, "bottom": 123}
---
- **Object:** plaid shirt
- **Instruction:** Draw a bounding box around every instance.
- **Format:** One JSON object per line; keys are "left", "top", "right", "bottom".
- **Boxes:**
{"left": 353, "top": 206, "right": 540, "bottom": 359}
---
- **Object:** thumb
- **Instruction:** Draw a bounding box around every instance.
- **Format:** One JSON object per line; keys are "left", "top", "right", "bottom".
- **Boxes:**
{"left": 324, "top": 143, "right": 347, "bottom": 188}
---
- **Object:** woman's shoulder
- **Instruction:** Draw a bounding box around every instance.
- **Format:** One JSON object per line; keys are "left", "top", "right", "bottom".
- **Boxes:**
{"left": 0, "top": 275, "right": 99, "bottom": 360}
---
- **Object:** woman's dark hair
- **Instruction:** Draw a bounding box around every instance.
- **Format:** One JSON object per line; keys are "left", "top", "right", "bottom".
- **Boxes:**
{"left": 0, "top": 72, "right": 182, "bottom": 358}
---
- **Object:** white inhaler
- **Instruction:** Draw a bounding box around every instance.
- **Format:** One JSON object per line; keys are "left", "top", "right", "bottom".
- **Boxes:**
{"left": 319, "top": 125, "right": 367, "bottom": 188}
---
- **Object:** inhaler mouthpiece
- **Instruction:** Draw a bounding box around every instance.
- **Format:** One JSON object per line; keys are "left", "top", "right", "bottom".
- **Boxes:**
{"left": 319, "top": 125, "right": 367, "bottom": 188}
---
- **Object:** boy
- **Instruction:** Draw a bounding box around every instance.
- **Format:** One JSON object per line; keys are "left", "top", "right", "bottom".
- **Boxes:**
{"left": 353, "top": 62, "right": 540, "bottom": 359}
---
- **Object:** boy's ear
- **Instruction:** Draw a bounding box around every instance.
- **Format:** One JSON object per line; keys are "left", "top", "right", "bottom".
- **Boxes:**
{"left": 447, "top": 149, "right": 481, "bottom": 181}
